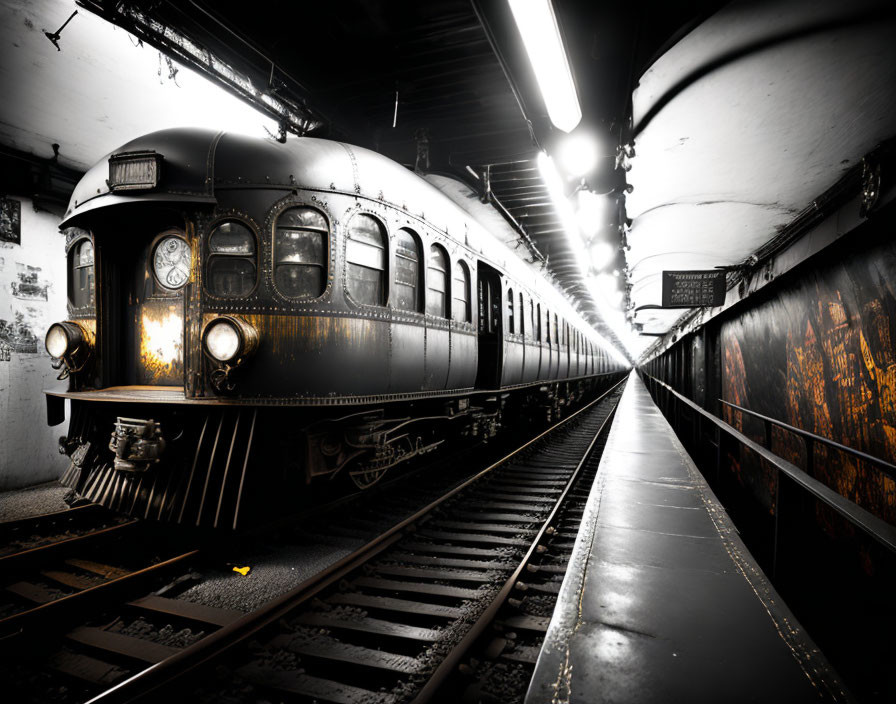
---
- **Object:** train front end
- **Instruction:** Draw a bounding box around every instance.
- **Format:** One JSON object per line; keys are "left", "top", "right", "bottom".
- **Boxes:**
{"left": 44, "top": 129, "right": 278, "bottom": 528}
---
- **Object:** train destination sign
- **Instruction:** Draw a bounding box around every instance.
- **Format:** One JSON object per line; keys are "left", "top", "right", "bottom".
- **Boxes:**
{"left": 661, "top": 270, "right": 727, "bottom": 308}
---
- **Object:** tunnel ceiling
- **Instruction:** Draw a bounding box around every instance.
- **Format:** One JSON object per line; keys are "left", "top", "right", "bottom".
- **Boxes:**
{"left": 61, "top": 0, "right": 723, "bottom": 353}
{"left": 626, "top": 0, "right": 896, "bottom": 339}
{"left": 3, "top": 1, "right": 894, "bottom": 354}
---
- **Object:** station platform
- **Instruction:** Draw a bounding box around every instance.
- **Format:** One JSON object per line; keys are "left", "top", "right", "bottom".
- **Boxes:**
{"left": 526, "top": 372, "right": 852, "bottom": 703}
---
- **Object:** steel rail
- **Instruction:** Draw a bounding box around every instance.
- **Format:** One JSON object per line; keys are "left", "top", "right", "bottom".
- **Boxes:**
{"left": 0, "top": 518, "right": 140, "bottom": 571}
{"left": 0, "top": 502, "right": 101, "bottom": 529}
{"left": 718, "top": 398, "right": 896, "bottom": 480}
{"left": 411, "top": 383, "right": 621, "bottom": 702}
{"left": 641, "top": 372, "right": 896, "bottom": 554}
{"left": 86, "top": 377, "right": 627, "bottom": 704}
{"left": 0, "top": 549, "right": 200, "bottom": 638}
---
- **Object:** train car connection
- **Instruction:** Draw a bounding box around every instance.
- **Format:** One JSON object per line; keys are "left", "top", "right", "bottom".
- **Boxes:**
{"left": 43, "top": 128, "right": 627, "bottom": 528}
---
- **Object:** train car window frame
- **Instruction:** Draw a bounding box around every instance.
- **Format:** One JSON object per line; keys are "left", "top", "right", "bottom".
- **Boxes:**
{"left": 546, "top": 310, "right": 551, "bottom": 345}
{"left": 272, "top": 204, "right": 330, "bottom": 301}
{"left": 393, "top": 227, "right": 423, "bottom": 313}
{"left": 205, "top": 217, "right": 259, "bottom": 299}
{"left": 426, "top": 243, "right": 450, "bottom": 318}
{"left": 530, "top": 300, "right": 535, "bottom": 341}
{"left": 507, "top": 287, "right": 515, "bottom": 334}
{"left": 345, "top": 212, "right": 388, "bottom": 308}
{"left": 451, "top": 259, "right": 471, "bottom": 323}
{"left": 519, "top": 292, "right": 525, "bottom": 336}
{"left": 536, "top": 303, "right": 542, "bottom": 342}
{"left": 67, "top": 234, "right": 96, "bottom": 310}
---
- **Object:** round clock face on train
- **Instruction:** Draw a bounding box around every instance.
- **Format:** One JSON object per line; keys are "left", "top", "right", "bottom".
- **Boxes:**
{"left": 153, "top": 235, "right": 191, "bottom": 289}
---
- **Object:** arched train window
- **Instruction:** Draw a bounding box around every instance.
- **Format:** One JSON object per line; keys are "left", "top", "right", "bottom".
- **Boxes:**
{"left": 274, "top": 207, "right": 328, "bottom": 298}
{"left": 346, "top": 214, "right": 387, "bottom": 306}
{"left": 427, "top": 244, "right": 449, "bottom": 317}
{"left": 394, "top": 228, "right": 422, "bottom": 312}
{"left": 69, "top": 238, "right": 95, "bottom": 308}
{"left": 507, "top": 288, "right": 515, "bottom": 334}
{"left": 452, "top": 260, "right": 471, "bottom": 322}
{"left": 207, "top": 221, "right": 256, "bottom": 297}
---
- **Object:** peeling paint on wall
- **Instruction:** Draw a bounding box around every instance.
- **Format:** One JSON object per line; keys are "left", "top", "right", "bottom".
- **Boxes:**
{"left": 721, "top": 216, "right": 896, "bottom": 527}
{"left": 0, "top": 197, "right": 21, "bottom": 244}
{"left": 0, "top": 196, "right": 68, "bottom": 490}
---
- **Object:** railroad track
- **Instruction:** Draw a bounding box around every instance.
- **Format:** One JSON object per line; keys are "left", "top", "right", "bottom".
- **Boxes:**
{"left": 78, "top": 378, "right": 625, "bottom": 704}
{"left": 0, "top": 507, "right": 199, "bottom": 640}
{"left": 0, "top": 503, "right": 130, "bottom": 562}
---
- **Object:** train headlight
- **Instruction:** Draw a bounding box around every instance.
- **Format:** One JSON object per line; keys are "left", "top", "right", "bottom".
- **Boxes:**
{"left": 45, "top": 324, "right": 72, "bottom": 358}
{"left": 202, "top": 316, "right": 258, "bottom": 364}
{"left": 45, "top": 321, "right": 92, "bottom": 377}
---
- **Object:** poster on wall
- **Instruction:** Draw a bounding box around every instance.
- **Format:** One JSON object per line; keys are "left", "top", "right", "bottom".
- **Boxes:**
{"left": 11, "top": 263, "right": 48, "bottom": 301}
{"left": 0, "top": 198, "right": 21, "bottom": 245}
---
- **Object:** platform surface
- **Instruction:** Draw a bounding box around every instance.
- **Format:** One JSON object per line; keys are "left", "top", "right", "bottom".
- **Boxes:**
{"left": 526, "top": 372, "right": 851, "bottom": 703}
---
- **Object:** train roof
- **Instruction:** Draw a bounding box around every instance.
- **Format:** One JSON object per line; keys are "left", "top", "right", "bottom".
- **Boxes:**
{"left": 63, "top": 128, "right": 614, "bottom": 350}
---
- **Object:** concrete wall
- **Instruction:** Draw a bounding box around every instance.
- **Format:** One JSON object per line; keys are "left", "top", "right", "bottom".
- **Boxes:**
{"left": 0, "top": 196, "right": 68, "bottom": 490}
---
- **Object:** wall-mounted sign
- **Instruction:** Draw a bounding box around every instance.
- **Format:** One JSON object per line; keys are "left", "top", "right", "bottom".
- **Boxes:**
{"left": 0, "top": 197, "right": 21, "bottom": 245}
{"left": 661, "top": 270, "right": 727, "bottom": 308}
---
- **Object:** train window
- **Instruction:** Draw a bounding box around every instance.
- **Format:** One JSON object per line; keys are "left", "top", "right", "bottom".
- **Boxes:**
{"left": 394, "top": 228, "right": 422, "bottom": 312}
{"left": 274, "top": 207, "right": 328, "bottom": 299}
{"left": 536, "top": 304, "right": 542, "bottom": 341}
{"left": 546, "top": 311, "right": 551, "bottom": 345}
{"left": 207, "top": 221, "right": 256, "bottom": 297}
{"left": 346, "top": 214, "right": 387, "bottom": 306}
{"left": 427, "top": 244, "right": 449, "bottom": 317}
{"left": 519, "top": 293, "right": 525, "bottom": 336}
{"left": 69, "top": 238, "right": 95, "bottom": 308}
{"left": 507, "top": 288, "right": 515, "bottom": 334}
{"left": 554, "top": 314, "right": 559, "bottom": 346}
{"left": 452, "top": 260, "right": 471, "bottom": 322}
{"left": 530, "top": 301, "right": 535, "bottom": 340}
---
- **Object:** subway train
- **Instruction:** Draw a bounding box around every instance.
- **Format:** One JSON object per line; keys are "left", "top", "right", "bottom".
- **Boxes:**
{"left": 44, "top": 128, "right": 627, "bottom": 528}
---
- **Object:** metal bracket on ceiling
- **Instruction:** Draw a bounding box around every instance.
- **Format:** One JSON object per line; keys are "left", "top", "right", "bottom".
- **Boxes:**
{"left": 44, "top": 10, "right": 78, "bottom": 51}
{"left": 860, "top": 156, "right": 881, "bottom": 218}
{"left": 414, "top": 128, "right": 430, "bottom": 174}
{"left": 479, "top": 166, "right": 491, "bottom": 204}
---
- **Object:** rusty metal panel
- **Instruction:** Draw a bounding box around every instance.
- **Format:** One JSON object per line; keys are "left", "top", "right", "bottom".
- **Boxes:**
{"left": 558, "top": 343, "right": 569, "bottom": 379}
{"left": 423, "top": 324, "right": 450, "bottom": 391}
{"left": 502, "top": 338, "right": 524, "bottom": 386}
{"left": 446, "top": 328, "right": 476, "bottom": 389}
{"left": 390, "top": 319, "right": 425, "bottom": 393}
{"left": 134, "top": 298, "right": 184, "bottom": 386}
{"left": 210, "top": 313, "right": 391, "bottom": 397}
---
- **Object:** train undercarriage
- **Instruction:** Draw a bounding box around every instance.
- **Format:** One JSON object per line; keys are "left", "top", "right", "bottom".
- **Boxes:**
{"left": 54, "top": 375, "right": 615, "bottom": 529}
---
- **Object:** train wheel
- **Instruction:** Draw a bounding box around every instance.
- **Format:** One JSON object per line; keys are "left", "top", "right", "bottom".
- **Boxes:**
{"left": 348, "top": 465, "right": 388, "bottom": 489}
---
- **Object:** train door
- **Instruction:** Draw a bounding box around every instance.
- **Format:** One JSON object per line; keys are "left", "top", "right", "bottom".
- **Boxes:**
{"left": 120, "top": 226, "right": 189, "bottom": 387}
{"left": 476, "top": 262, "right": 503, "bottom": 388}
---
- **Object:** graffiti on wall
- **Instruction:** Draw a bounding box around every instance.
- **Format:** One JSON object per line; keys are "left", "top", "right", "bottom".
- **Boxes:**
{"left": 0, "top": 312, "right": 39, "bottom": 354}
{"left": 0, "top": 198, "right": 21, "bottom": 245}
{"left": 722, "top": 224, "right": 896, "bottom": 527}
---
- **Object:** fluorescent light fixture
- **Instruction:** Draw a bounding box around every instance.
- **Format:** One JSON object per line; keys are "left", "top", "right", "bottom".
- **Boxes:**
{"left": 538, "top": 152, "right": 586, "bottom": 263}
{"left": 538, "top": 150, "right": 634, "bottom": 363}
{"left": 557, "top": 132, "right": 597, "bottom": 177}
{"left": 508, "top": 0, "right": 582, "bottom": 133}
{"left": 575, "top": 189, "right": 613, "bottom": 239}
{"left": 589, "top": 241, "right": 614, "bottom": 270}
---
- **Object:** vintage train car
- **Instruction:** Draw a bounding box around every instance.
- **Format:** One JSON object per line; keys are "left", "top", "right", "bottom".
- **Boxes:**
{"left": 44, "top": 128, "right": 627, "bottom": 528}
